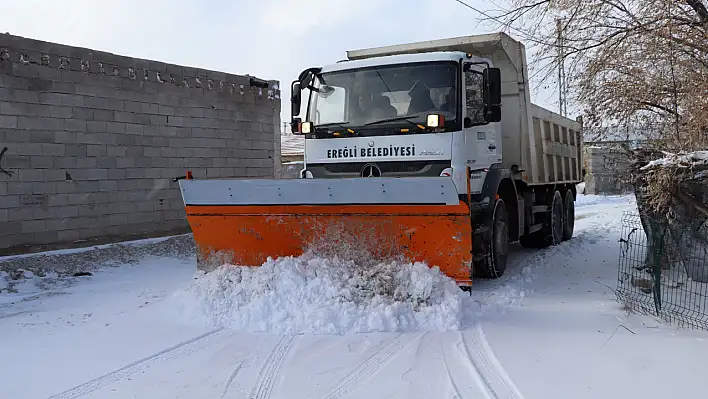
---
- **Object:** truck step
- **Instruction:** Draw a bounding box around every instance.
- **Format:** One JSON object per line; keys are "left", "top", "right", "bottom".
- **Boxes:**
{"left": 531, "top": 205, "right": 548, "bottom": 213}
{"left": 473, "top": 226, "right": 490, "bottom": 235}
{"left": 528, "top": 223, "right": 543, "bottom": 234}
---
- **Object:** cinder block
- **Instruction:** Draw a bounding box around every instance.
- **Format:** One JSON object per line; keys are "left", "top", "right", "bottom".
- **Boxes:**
{"left": 14, "top": 89, "right": 39, "bottom": 103}
{"left": 34, "top": 231, "right": 59, "bottom": 245}
{"left": 116, "top": 157, "right": 134, "bottom": 168}
{"left": 98, "top": 180, "right": 118, "bottom": 192}
{"left": 105, "top": 98, "right": 124, "bottom": 112}
{"left": 87, "top": 121, "right": 107, "bottom": 132}
{"left": 65, "top": 144, "right": 87, "bottom": 157}
{"left": 76, "top": 133, "right": 104, "bottom": 145}
{"left": 33, "top": 206, "right": 58, "bottom": 220}
{"left": 42, "top": 143, "right": 65, "bottom": 156}
{"left": 57, "top": 230, "right": 81, "bottom": 243}
{"left": 17, "top": 142, "right": 43, "bottom": 156}
{"left": 125, "top": 123, "right": 144, "bottom": 135}
{"left": 43, "top": 169, "right": 67, "bottom": 181}
{"left": 30, "top": 156, "right": 54, "bottom": 169}
{"left": 27, "top": 130, "right": 53, "bottom": 143}
{"left": 144, "top": 147, "right": 160, "bottom": 157}
{"left": 85, "top": 169, "right": 108, "bottom": 181}
{"left": 55, "top": 181, "right": 78, "bottom": 193}
{"left": 75, "top": 157, "right": 98, "bottom": 169}
{"left": 53, "top": 131, "right": 77, "bottom": 144}
{"left": 64, "top": 119, "right": 87, "bottom": 132}
{"left": 38, "top": 93, "right": 63, "bottom": 106}
{"left": 97, "top": 157, "right": 117, "bottom": 169}
{"left": 92, "top": 109, "right": 115, "bottom": 121}
{"left": 50, "top": 106, "right": 73, "bottom": 119}
{"left": 107, "top": 169, "right": 126, "bottom": 180}
{"left": 62, "top": 95, "right": 85, "bottom": 107}
{"left": 22, "top": 220, "right": 47, "bottom": 233}
{"left": 71, "top": 107, "right": 94, "bottom": 120}
{"left": 87, "top": 144, "right": 107, "bottom": 157}
{"left": 0, "top": 115, "right": 18, "bottom": 129}
{"left": 106, "top": 146, "right": 127, "bottom": 157}
{"left": 106, "top": 122, "right": 126, "bottom": 133}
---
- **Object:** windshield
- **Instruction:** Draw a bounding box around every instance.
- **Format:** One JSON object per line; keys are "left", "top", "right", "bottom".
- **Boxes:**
{"left": 307, "top": 61, "right": 459, "bottom": 135}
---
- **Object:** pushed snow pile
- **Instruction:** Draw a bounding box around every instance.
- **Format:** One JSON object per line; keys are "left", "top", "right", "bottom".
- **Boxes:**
{"left": 171, "top": 253, "right": 468, "bottom": 334}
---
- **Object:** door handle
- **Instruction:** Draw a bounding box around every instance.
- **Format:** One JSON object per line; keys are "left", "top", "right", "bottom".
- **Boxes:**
{"left": 488, "top": 145, "right": 496, "bottom": 150}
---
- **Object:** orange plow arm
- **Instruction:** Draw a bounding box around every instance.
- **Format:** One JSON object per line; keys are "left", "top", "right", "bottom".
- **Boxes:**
{"left": 179, "top": 177, "right": 473, "bottom": 286}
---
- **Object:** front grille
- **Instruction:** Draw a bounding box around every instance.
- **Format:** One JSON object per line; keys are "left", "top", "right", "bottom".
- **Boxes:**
{"left": 323, "top": 161, "right": 432, "bottom": 174}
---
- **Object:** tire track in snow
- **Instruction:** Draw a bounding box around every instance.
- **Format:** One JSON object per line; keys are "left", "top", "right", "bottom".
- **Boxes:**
{"left": 248, "top": 335, "right": 298, "bottom": 399}
{"left": 48, "top": 328, "right": 236, "bottom": 399}
{"left": 219, "top": 339, "right": 268, "bottom": 399}
{"left": 460, "top": 324, "right": 525, "bottom": 399}
{"left": 321, "top": 332, "right": 418, "bottom": 399}
{"left": 438, "top": 335, "right": 465, "bottom": 399}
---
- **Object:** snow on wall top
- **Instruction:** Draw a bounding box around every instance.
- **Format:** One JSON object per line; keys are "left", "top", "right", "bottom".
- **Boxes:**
{"left": 640, "top": 151, "right": 708, "bottom": 170}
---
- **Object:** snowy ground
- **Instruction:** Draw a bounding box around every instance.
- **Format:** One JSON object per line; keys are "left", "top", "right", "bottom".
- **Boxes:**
{"left": 2, "top": 193, "right": 708, "bottom": 399}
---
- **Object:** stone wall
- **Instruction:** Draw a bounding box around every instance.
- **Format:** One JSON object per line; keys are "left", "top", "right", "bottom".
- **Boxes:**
{"left": 0, "top": 34, "right": 281, "bottom": 254}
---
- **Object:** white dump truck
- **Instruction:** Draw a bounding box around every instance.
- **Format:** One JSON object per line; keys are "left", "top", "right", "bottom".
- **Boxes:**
{"left": 178, "top": 32, "right": 583, "bottom": 288}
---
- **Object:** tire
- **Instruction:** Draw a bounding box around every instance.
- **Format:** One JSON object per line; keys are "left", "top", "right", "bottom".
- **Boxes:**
{"left": 475, "top": 198, "right": 509, "bottom": 278}
{"left": 562, "top": 189, "right": 575, "bottom": 241}
{"left": 547, "top": 190, "right": 564, "bottom": 246}
{"left": 519, "top": 190, "right": 564, "bottom": 248}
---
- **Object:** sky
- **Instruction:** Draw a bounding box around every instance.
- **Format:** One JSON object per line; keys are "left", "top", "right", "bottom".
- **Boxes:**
{"left": 0, "top": 0, "right": 568, "bottom": 132}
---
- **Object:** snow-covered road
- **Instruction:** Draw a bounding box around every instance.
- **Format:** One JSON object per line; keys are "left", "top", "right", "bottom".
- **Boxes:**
{"left": 2, "top": 194, "right": 708, "bottom": 399}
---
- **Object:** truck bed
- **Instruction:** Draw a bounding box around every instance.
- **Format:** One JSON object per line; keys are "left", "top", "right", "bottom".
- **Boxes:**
{"left": 524, "top": 104, "right": 583, "bottom": 185}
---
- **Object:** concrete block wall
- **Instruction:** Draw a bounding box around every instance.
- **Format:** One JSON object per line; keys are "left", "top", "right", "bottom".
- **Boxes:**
{"left": 0, "top": 33, "right": 281, "bottom": 254}
{"left": 584, "top": 145, "right": 632, "bottom": 194}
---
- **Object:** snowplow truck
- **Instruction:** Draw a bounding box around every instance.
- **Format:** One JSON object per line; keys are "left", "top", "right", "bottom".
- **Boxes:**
{"left": 178, "top": 32, "right": 583, "bottom": 288}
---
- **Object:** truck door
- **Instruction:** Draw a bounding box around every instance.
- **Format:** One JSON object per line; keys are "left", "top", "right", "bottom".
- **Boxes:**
{"left": 462, "top": 63, "right": 497, "bottom": 169}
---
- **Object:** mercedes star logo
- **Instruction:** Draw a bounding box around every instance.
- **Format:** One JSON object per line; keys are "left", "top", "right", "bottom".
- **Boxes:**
{"left": 368, "top": 141, "right": 375, "bottom": 148}
{"left": 360, "top": 163, "right": 382, "bottom": 178}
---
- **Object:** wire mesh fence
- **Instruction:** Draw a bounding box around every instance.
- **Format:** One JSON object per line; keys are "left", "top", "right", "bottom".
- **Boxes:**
{"left": 617, "top": 204, "right": 708, "bottom": 330}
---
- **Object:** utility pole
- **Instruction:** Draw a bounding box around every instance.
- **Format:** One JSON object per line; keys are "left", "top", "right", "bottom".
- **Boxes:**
{"left": 556, "top": 18, "right": 567, "bottom": 117}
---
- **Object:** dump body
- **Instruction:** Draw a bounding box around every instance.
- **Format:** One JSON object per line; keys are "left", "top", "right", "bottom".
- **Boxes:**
{"left": 345, "top": 32, "right": 583, "bottom": 185}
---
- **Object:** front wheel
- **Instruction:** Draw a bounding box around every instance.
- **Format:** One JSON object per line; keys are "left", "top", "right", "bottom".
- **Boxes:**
{"left": 475, "top": 198, "right": 509, "bottom": 278}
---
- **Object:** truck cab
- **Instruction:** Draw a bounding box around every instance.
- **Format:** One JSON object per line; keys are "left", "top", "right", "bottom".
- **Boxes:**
{"left": 290, "top": 51, "right": 503, "bottom": 198}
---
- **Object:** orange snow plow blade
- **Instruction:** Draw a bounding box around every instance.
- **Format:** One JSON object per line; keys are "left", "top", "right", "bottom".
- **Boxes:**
{"left": 179, "top": 177, "right": 473, "bottom": 286}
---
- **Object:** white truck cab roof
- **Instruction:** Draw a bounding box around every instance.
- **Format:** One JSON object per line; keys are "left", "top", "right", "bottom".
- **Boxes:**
{"left": 319, "top": 51, "right": 490, "bottom": 74}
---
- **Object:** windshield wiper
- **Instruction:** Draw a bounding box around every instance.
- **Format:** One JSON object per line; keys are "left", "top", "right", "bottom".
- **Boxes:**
{"left": 364, "top": 114, "right": 425, "bottom": 128}
{"left": 312, "top": 121, "right": 355, "bottom": 137}
{"left": 316, "top": 121, "right": 350, "bottom": 129}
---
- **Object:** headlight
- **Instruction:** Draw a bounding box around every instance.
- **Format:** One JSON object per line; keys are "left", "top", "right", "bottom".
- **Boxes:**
{"left": 426, "top": 114, "right": 445, "bottom": 128}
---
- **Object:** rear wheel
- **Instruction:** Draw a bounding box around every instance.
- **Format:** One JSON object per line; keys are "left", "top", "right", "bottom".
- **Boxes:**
{"left": 562, "top": 189, "right": 575, "bottom": 241}
{"left": 520, "top": 189, "right": 564, "bottom": 248}
{"left": 475, "top": 198, "right": 509, "bottom": 278}
{"left": 546, "top": 190, "right": 564, "bottom": 246}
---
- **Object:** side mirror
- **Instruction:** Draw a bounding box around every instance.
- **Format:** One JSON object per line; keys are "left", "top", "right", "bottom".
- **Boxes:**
{"left": 291, "top": 81, "right": 302, "bottom": 119}
{"left": 464, "top": 117, "right": 473, "bottom": 128}
{"left": 484, "top": 105, "right": 502, "bottom": 123}
{"left": 299, "top": 71, "right": 314, "bottom": 89}
{"left": 483, "top": 68, "right": 502, "bottom": 106}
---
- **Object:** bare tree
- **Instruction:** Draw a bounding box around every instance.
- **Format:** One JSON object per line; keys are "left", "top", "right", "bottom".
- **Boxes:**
{"left": 488, "top": 0, "right": 707, "bottom": 149}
